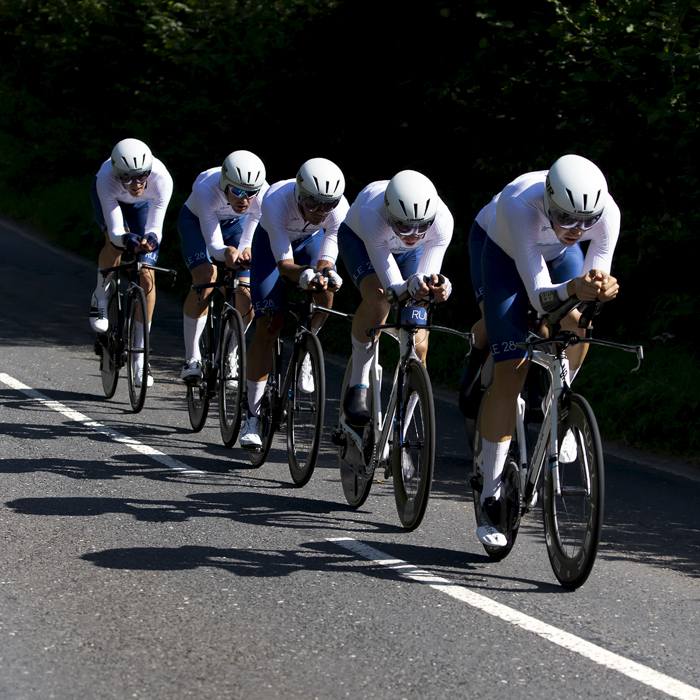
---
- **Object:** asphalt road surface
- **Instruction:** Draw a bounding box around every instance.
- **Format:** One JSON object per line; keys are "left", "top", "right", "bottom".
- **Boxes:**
{"left": 1, "top": 217, "right": 699, "bottom": 700}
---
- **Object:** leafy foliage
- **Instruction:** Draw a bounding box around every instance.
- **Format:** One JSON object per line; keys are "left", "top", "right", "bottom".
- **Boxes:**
{"left": 0, "top": 0, "right": 698, "bottom": 454}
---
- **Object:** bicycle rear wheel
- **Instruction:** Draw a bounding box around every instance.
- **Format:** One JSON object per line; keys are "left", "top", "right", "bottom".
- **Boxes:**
{"left": 218, "top": 309, "right": 246, "bottom": 448}
{"left": 543, "top": 393, "right": 604, "bottom": 589}
{"left": 472, "top": 383, "right": 521, "bottom": 560}
{"left": 125, "top": 285, "right": 149, "bottom": 413}
{"left": 287, "top": 332, "right": 325, "bottom": 487}
{"left": 248, "top": 344, "right": 279, "bottom": 468}
{"left": 187, "top": 314, "right": 213, "bottom": 432}
{"left": 100, "top": 291, "right": 120, "bottom": 398}
{"left": 392, "top": 358, "right": 435, "bottom": 531}
{"left": 338, "top": 357, "right": 374, "bottom": 508}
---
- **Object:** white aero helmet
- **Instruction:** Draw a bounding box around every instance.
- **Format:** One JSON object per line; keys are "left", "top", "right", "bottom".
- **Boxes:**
{"left": 219, "top": 150, "right": 266, "bottom": 194}
{"left": 384, "top": 170, "right": 438, "bottom": 235}
{"left": 111, "top": 138, "right": 153, "bottom": 183}
{"left": 544, "top": 154, "right": 608, "bottom": 230}
{"left": 295, "top": 157, "right": 345, "bottom": 212}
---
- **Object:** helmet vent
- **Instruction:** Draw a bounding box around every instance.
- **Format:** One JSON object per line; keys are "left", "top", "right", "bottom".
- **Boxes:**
{"left": 235, "top": 167, "right": 260, "bottom": 186}
{"left": 565, "top": 188, "right": 575, "bottom": 209}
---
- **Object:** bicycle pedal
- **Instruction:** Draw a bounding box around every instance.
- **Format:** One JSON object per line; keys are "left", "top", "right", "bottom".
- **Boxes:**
{"left": 468, "top": 473, "right": 482, "bottom": 492}
{"left": 331, "top": 429, "right": 346, "bottom": 447}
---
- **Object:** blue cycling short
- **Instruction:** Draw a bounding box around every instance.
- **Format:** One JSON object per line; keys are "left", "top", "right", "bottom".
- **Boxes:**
{"left": 338, "top": 222, "right": 422, "bottom": 288}
{"left": 468, "top": 220, "right": 487, "bottom": 304}
{"left": 90, "top": 178, "right": 159, "bottom": 265}
{"left": 178, "top": 204, "right": 250, "bottom": 277}
{"left": 250, "top": 225, "right": 323, "bottom": 318}
{"left": 483, "top": 235, "right": 584, "bottom": 363}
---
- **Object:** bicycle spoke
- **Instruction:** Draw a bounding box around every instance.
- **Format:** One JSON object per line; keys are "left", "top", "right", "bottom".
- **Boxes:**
{"left": 287, "top": 334, "right": 325, "bottom": 486}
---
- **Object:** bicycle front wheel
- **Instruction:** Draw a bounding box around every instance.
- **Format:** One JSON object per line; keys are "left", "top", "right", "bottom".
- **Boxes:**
{"left": 126, "top": 285, "right": 149, "bottom": 413}
{"left": 543, "top": 393, "right": 604, "bottom": 589}
{"left": 392, "top": 359, "right": 435, "bottom": 531}
{"left": 287, "top": 332, "right": 325, "bottom": 486}
{"left": 218, "top": 309, "right": 246, "bottom": 448}
{"left": 100, "top": 291, "right": 120, "bottom": 398}
{"left": 187, "top": 314, "right": 213, "bottom": 432}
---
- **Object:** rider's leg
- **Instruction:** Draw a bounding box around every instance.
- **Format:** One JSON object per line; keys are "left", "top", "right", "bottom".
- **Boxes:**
{"left": 479, "top": 357, "right": 529, "bottom": 501}
{"left": 461, "top": 223, "right": 490, "bottom": 417}
{"left": 349, "top": 273, "right": 391, "bottom": 387}
{"left": 182, "top": 262, "right": 216, "bottom": 361}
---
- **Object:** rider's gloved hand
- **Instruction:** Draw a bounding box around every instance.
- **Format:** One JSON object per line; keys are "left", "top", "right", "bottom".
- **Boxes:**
{"left": 323, "top": 267, "right": 343, "bottom": 291}
{"left": 407, "top": 273, "right": 428, "bottom": 298}
{"left": 428, "top": 273, "right": 452, "bottom": 300}
{"left": 298, "top": 267, "right": 323, "bottom": 291}
{"left": 143, "top": 233, "right": 159, "bottom": 253}
{"left": 122, "top": 232, "right": 142, "bottom": 254}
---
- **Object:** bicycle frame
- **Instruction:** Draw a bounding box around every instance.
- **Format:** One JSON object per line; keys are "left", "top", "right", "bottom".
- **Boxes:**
{"left": 263, "top": 295, "right": 343, "bottom": 426}
{"left": 339, "top": 302, "right": 472, "bottom": 475}
{"left": 517, "top": 306, "right": 644, "bottom": 509}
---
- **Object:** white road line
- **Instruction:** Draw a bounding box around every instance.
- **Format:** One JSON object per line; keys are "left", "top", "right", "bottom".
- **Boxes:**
{"left": 329, "top": 537, "right": 700, "bottom": 700}
{"left": 0, "top": 373, "right": 205, "bottom": 475}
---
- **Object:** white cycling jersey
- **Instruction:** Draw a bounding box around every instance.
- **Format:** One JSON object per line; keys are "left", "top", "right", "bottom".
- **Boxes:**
{"left": 487, "top": 170, "right": 621, "bottom": 314}
{"left": 475, "top": 192, "right": 499, "bottom": 231}
{"left": 259, "top": 179, "right": 349, "bottom": 264}
{"left": 95, "top": 157, "right": 173, "bottom": 247}
{"left": 184, "top": 167, "right": 269, "bottom": 262}
{"left": 343, "top": 180, "right": 454, "bottom": 291}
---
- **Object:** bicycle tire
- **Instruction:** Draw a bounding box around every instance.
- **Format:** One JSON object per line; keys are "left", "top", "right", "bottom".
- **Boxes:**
{"left": 543, "top": 393, "right": 604, "bottom": 589}
{"left": 187, "top": 312, "right": 213, "bottom": 432}
{"left": 287, "top": 332, "right": 325, "bottom": 487}
{"left": 218, "top": 308, "right": 246, "bottom": 448}
{"left": 125, "top": 285, "right": 149, "bottom": 413}
{"left": 338, "top": 357, "right": 374, "bottom": 508}
{"left": 100, "top": 290, "right": 120, "bottom": 399}
{"left": 391, "top": 358, "right": 436, "bottom": 531}
{"left": 471, "top": 383, "right": 521, "bottom": 560}
{"left": 248, "top": 344, "right": 279, "bottom": 468}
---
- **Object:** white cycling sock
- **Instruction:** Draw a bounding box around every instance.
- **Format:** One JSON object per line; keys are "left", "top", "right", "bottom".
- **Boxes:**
{"left": 247, "top": 380, "right": 267, "bottom": 417}
{"left": 94, "top": 271, "right": 113, "bottom": 300}
{"left": 349, "top": 335, "right": 373, "bottom": 388}
{"left": 480, "top": 438, "right": 511, "bottom": 504}
{"left": 183, "top": 313, "right": 207, "bottom": 362}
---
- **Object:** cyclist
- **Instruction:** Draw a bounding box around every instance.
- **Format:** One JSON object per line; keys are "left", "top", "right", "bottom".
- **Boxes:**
{"left": 89, "top": 138, "right": 173, "bottom": 387}
{"left": 239, "top": 157, "right": 348, "bottom": 449}
{"left": 178, "top": 150, "right": 269, "bottom": 384}
{"left": 338, "top": 170, "right": 454, "bottom": 427}
{"left": 475, "top": 154, "right": 620, "bottom": 547}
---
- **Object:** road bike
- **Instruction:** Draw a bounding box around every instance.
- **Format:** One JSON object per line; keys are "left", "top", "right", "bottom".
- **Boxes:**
{"left": 244, "top": 290, "right": 345, "bottom": 486}
{"left": 332, "top": 287, "right": 473, "bottom": 531}
{"left": 470, "top": 296, "right": 643, "bottom": 588}
{"left": 186, "top": 272, "right": 248, "bottom": 448}
{"left": 95, "top": 258, "right": 176, "bottom": 413}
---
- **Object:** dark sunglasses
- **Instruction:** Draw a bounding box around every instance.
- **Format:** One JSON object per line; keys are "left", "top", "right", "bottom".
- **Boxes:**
{"left": 548, "top": 205, "right": 602, "bottom": 231}
{"left": 388, "top": 214, "right": 434, "bottom": 237}
{"left": 299, "top": 195, "right": 340, "bottom": 213}
{"left": 117, "top": 170, "right": 151, "bottom": 185}
{"left": 227, "top": 185, "right": 260, "bottom": 200}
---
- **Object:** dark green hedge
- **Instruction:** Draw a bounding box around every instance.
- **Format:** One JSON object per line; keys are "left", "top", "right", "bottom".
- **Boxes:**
{"left": 1, "top": 0, "right": 698, "bottom": 456}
